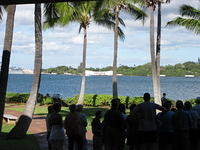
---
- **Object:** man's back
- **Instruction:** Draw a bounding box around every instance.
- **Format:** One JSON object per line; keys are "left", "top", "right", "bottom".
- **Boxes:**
{"left": 173, "top": 110, "right": 190, "bottom": 131}
{"left": 135, "top": 102, "right": 164, "bottom": 131}
{"left": 104, "top": 109, "right": 124, "bottom": 129}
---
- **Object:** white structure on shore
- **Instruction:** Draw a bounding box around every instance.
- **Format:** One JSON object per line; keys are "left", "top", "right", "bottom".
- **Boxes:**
{"left": 185, "top": 75, "right": 195, "bottom": 78}
{"left": 85, "top": 70, "right": 122, "bottom": 76}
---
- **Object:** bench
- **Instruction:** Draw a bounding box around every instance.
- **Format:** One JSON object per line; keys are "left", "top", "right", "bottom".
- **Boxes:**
{"left": 3, "top": 114, "right": 18, "bottom": 124}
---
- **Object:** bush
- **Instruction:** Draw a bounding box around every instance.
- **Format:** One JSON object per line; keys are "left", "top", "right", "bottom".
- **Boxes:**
{"left": 66, "top": 94, "right": 154, "bottom": 106}
{"left": 6, "top": 93, "right": 43, "bottom": 103}
{"left": 40, "top": 97, "right": 53, "bottom": 105}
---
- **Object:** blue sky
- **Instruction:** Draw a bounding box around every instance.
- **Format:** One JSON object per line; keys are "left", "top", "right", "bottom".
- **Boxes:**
{"left": 0, "top": 0, "right": 200, "bottom": 69}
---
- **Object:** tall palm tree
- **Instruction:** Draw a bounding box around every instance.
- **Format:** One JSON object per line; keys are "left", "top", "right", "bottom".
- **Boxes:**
{"left": 0, "top": 5, "right": 16, "bottom": 132}
{"left": 167, "top": 5, "right": 200, "bottom": 34}
{"left": 44, "top": 2, "right": 122, "bottom": 104}
{"left": 155, "top": 0, "right": 170, "bottom": 104}
{"left": 96, "top": 0, "right": 147, "bottom": 99}
{"left": 144, "top": 0, "right": 162, "bottom": 104}
{"left": 8, "top": 4, "right": 42, "bottom": 138}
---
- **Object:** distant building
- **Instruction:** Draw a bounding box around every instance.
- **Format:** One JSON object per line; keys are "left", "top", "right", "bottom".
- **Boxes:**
{"left": 198, "top": 57, "right": 200, "bottom": 64}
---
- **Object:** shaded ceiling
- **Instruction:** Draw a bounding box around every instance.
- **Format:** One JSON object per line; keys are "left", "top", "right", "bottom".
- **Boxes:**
{"left": 0, "top": 0, "right": 98, "bottom": 5}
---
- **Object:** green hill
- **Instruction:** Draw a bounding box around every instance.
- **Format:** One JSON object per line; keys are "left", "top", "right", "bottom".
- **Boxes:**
{"left": 42, "top": 61, "right": 200, "bottom": 77}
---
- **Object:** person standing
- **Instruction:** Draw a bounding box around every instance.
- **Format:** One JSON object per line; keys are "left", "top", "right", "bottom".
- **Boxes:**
{"left": 126, "top": 104, "right": 138, "bottom": 150}
{"left": 157, "top": 101, "right": 174, "bottom": 150}
{"left": 173, "top": 101, "right": 190, "bottom": 150}
{"left": 49, "top": 103, "right": 65, "bottom": 150}
{"left": 134, "top": 93, "right": 166, "bottom": 150}
{"left": 92, "top": 110, "right": 103, "bottom": 150}
{"left": 103, "top": 99, "right": 126, "bottom": 150}
{"left": 193, "top": 97, "right": 200, "bottom": 149}
{"left": 76, "top": 104, "right": 88, "bottom": 150}
{"left": 64, "top": 104, "right": 84, "bottom": 150}
{"left": 46, "top": 105, "right": 54, "bottom": 150}
{"left": 161, "top": 93, "right": 167, "bottom": 106}
{"left": 184, "top": 101, "right": 199, "bottom": 150}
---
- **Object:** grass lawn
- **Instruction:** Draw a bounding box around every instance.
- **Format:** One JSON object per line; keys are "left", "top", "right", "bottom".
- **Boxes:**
{"left": 0, "top": 124, "right": 40, "bottom": 150}
{"left": 5, "top": 103, "right": 109, "bottom": 130}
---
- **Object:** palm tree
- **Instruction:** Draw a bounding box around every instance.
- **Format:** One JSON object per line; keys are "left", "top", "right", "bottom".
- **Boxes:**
{"left": 44, "top": 2, "right": 121, "bottom": 104}
{"left": 167, "top": 5, "right": 200, "bottom": 34}
{"left": 155, "top": 0, "right": 170, "bottom": 104}
{"left": 96, "top": 0, "right": 147, "bottom": 99}
{"left": 0, "top": 5, "right": 16, "bottom": 132}
{"left": 8, "top": 4, "right": 42, "bottom": 138}
{"left": 143, "top": 0, "right": 165, "bottom": 105}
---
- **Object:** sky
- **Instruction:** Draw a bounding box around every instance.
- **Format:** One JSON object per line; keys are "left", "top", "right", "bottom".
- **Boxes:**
{"left": 0, "top": 0, "right": 200, "bottom": 69}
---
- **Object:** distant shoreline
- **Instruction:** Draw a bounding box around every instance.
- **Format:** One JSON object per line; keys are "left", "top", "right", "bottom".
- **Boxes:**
{"left": 8, "top": 73, "right": 199, "bottom": 78}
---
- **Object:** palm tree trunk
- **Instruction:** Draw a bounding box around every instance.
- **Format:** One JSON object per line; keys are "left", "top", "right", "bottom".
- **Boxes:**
{"left": 150, "top": 6, "right": 160, "bottom": 105}
{"left": 0, "top": 5, "right": 16, "bottom": 132}
{"left": 156, "top": 2, "right": 161, "bottom": 104}
{"left": 77, "top": 27, "right": 87, "bottom": 104}
{"left": 8, "top": 4, "right": 42, "bottom": 138}
{"left": 112, "top": 6, "right": 119, "bottom": 99}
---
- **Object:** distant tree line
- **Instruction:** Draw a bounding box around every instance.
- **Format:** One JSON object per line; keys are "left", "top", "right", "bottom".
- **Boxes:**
{"left": 42, "top": 61, "right": 200, "bottom": 77}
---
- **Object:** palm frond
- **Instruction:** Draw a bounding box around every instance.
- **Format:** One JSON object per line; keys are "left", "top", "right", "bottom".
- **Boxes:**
{"left": 43, "top": 3, "right": 59, "bottom": 28}
{"left": 118, "top": 26, "right": 125, "bottom": 41}
{"left": 78, "top": 24, "right": 83, "bottom": 33}
{"left": 95, "top": 18, "right": 115, "bottom": 30}
{"left": 180, "top": 5, "right": 200, "bottom": 20}
{"left": 0, "top": 6, "right": 3, "bottom": 21}
{"left": 0, "top": 5, "right": 6, "bottom": 21}
{"left": 118, "top": 16, "right": 125, "bottom": 27}
{"left": 167, "top": 17, "right": 200, "bottom": 34}
{"left": 123, "top": 3, "right": 147, "bottom": 21}
{"left": 56, "top": 2, "right": 75, "bottom": 26}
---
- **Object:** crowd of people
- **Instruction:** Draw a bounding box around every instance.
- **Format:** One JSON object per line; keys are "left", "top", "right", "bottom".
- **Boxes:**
{"left": 46, "top": 93, "right": 200, "bottom": 150}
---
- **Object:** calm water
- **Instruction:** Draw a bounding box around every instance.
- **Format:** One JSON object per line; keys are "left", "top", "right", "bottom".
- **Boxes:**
{"left": 7, "top": 74, "right": 200, "bottom": 100}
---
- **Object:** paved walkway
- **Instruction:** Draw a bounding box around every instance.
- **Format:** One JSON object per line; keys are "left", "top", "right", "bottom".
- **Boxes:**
{"left": 4, "top": 109, "right": 93, "bottom": 150}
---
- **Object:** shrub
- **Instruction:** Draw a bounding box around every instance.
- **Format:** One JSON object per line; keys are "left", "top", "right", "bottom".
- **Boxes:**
{"left": 65, "top": 94, "right": 154, "bottom": 106}
{"left": 6, "top": 93, "right": 43, "bottom": 103}
{"left": 40, "top": 97, "right": 53, "bottom": 105}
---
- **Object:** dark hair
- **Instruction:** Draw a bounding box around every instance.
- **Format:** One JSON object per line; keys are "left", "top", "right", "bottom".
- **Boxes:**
{"left": 196, "top": 97, "right": 200, "bottom": 104}
{"left": 95, "top": 110, "right": 102, "bottom": 117}
{"left": 184, "top": 101, "right": 192, "bottom": 110}
{"left": 129, "top": 104, "right": 136, "bottom": 112}
{"left": 53, "top": 102, "right": 61, "bottom": 113}
{"left": 176, "top": 100, "right": 184, "bottom": 109}
{"left": 48, "top": 105, "right": 54, "bottom": 114}
{"left": 143, "top": 93, "right": 150, "bottom": 102}
{"left": 69, "top": 104, "right": 76, "bottom": 113}
{"left": 118, "top": 104, "right": 126, "bottom": 114}
{"left": 163, "top": 93, "right": 166, "bottom": 96}
{"left": 111, "top": 98, "right": 119, "bottom": 108}
{"left": 163, "top": 101, "right": 171, "bottom": 110}
{"left": 171, "top": 107, "right": 177, "bottom": 112}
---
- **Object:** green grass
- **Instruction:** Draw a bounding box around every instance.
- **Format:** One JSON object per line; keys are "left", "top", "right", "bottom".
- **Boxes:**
{"left": 0, "top": 124, "right": 40, "bottom": 150}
